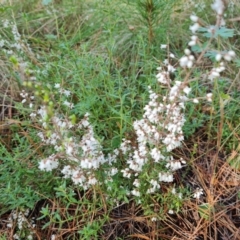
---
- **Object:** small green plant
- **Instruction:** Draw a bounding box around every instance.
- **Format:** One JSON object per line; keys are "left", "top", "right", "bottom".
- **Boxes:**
{"left": 0, "top": 234, "right": 7, "bottom": 240}
{"left": 78, "top": 220, "right": 104, "bottom": 240}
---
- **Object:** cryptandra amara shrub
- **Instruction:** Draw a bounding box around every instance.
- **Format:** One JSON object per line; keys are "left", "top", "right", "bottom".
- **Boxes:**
{"left": 12, "top": 0, "right": 235, "bottom": 209}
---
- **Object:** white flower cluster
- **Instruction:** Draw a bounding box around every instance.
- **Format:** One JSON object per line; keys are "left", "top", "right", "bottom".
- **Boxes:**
{"left": 39, "top": 154, "right": 59, "bottom": 171}
{"left": 166, "top": 157, "right": 186, "bottom": 171}
{"left": 207, "top": 50, "right": 235, "bottom": 81}
{"left": 211, "top": 0, "right": 225, "bottom": 15}
{"left": 207, "top": 49, "right": 236, "bottom": 81}
{"left": 206, "top": 93, "right": 213, "bottom": 102}
{"left": 121, "top": 56, "right": 189, "bottom": 196}
{"left": 7, "top": 209, "right": 35, "bottom": 240}
{"left": 208, "top": 62, "right": 225, "bottom": 81}
{"left": 179, "top": 49, "right": 195, "bottom": 68}
{"left": 147, "top": 179, "right": 160, "bottom": 194}
{"left": 156, "top": 69, "right": 171, "bottom": 85}
{"left": 1, "top": 20, "right": 32, "bottom": 55}
{"left": 186, "top": 5, "right": 236, "bottom": 104}
{"left": 36, "top": 107, "right": 119, "bottom": 189}
{"left": 222, "top": 50, "right": 236, "bottom": 62}
{"left": 188, "top": 35, "right": 198, "bottom": 47}
{"left": 119, "top": 138, "right": 132, "bottom": 154}
{"left": 193, "top": 188, "right": 204, "bottom": 199}
{"left": 20, "top": 90, "right": 35, "bottom": 108}
{"left": 189, "top": 15, "right": 200, "bottom": 33}
{"left": 0, "top": 19, "right": 42, "bottom": 90}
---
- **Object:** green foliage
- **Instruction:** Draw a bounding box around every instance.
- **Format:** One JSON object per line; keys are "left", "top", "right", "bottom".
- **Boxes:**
{"left": 0, "top": 133, "right": 59, "bottom": 214}
{"left": 198, "top": 26, "right": 234, "bottom": 39}
{"left": 0, "top": 234, "right": 7, "bottom": 240}
{"left": 78, "top": 220, "right": 104, "bottom": 240}
{"left": 198, "top": 203, "right": 214, "bottom": 220}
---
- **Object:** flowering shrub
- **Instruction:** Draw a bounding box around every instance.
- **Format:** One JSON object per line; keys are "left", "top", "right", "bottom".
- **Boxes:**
{"left": 121, "top": 77, "right": 190, "bottom": 197}
{"left": 15, "top": 0, "right": 236, "bottom": 212}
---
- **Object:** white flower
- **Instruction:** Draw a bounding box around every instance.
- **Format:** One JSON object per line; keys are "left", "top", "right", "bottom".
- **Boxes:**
{"left": 110, "top": 167, "right": 118, "bottom": 176}
{"left": 167, "top": 64, "right": 176, "bottom": 73}
{"left": 188, "top": 35, "right": 198, "bottom": 46}
{"left": 228, "top": 50, "right": 236, "bottom": 57}
{"left": 166, "top": 158, "right": 185, "bottom": 171}
{"left": 190, "top": 15, "right": 199, "bottom": 22}
{"left": 193, "top": 98, "right": 199, "bottom": 104}
{"left": 120, "top": 139, "right": 131, "bottom": 154}
{"left": 188, "top": 40, "right": 196, "bottom": 46}
{"left": 224, "top": 50, "right": 235, "bottom": 61}
{"left": 208, "top": 69, "right": 220, "bottom": 80}
{"left": 88, "top": 176, "right": 98, "bottom": 185}
{"left": 168, "top": 209, "right": 174, "bottom": 214}
{"left": 61, "top": 165, "right": 72, "bottom": 178}
{"left": 39, "top": 156, "right": 59, "bottom": 171}
{"left": 193, "top": 188, "right": 204, "bottom": 199}
{"left": 183, "top": 86, "right": 191, "bottom": 95}
{"left": 215, "top": 53, "right": 222, "bottom": 61}
{"left": 159, "top": 172, "right": 174, "bottom": 182}
{"left": 65, "top": 144, "right": 74, "bottom": 156}
{"left": 54, "top": 83, "right": 60, "bottom": 89}
{"left": 189, "top": 23, "right": 200, "bottom": 33}
{"left": 131, "top": 189, "right": 140, "bottom": 197}
{"left": 121, "top": 168, "right": 131, "bottom": 178}
{"left": 149, "top": 179, "right": 160, "bottom": 192}
{"left": 37, "top": 106, "right": 48, "bottom": 120}
{"left": 51, "top": 235, "right": 56, "bottom": 240}
{"left": 72, "top": 170, "right": 87, "bottom": 185}
{"left": 63, "top": 89, "right": 71, "bottom": 97}
{"left": 184, "top": 49, "right": 191, "bottom": 55}
{"left": 7, "top": 223, "right": 13, "bottom": 228}
{"left": 160, "top": 44, "right": 167, "bottom": 49}
{"left": 13, "top": 234, "right": 20, "bottom": 239}
{"left": 187, "top": 60, "right": 193, "bottom": 68}
{"left": 20, "top": 91, "right": 28, "bottom": 98}
{"left": 156, "top": 71, "right": 170, "bottom": 85}
{"left": 163, "top": 59, "right": 169, "bottom": 65}
{"left": 191, "top": 35, "right": 198, "bottom": 41}
{"left": 171, "top": 188, "right": 176, "bottom": 194}
{"left": 179, "top": 56, "right": 189, "bottom": 67}
{"left": 150, "top": 148, "right": 164, "bottom": 162}
{"left": 133, "top": 179, "right": 140, "bottom": 187}
{"left": 206, "top": 93, "right": 213, "bottom": 102}
{"left": 211, "top": 0, "right": 225, "bottom": 15}
{"left": 180, "top": 54, "right": 195, "bottom": 68}
{"left": 63, "top": 100, "right": 74, "bottom": 108}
